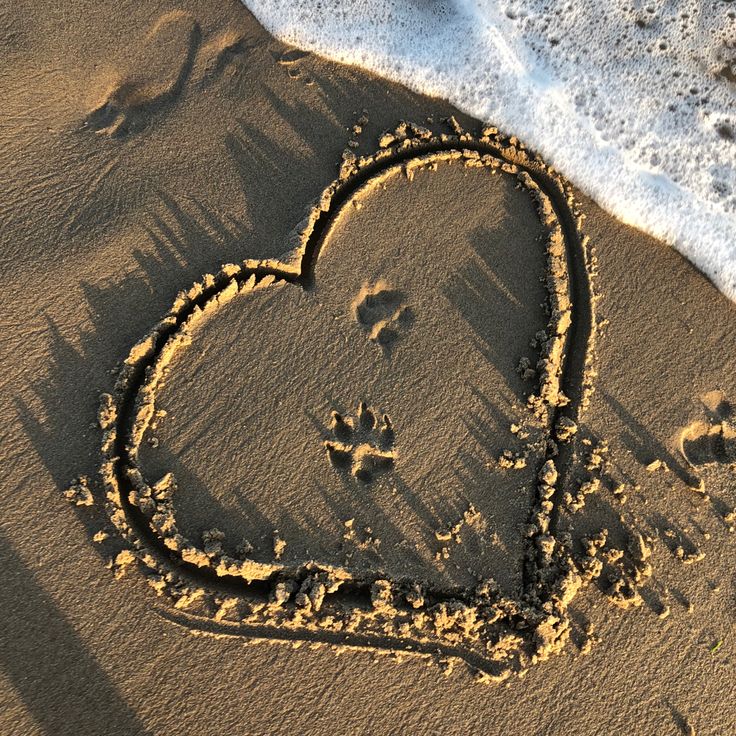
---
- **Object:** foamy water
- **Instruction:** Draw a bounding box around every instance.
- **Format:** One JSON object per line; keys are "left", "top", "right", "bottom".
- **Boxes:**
{"left": 242, "top": 0, "right": 736, "bottom": 299}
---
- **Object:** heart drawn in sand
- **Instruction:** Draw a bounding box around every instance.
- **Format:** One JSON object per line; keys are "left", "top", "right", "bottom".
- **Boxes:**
{"left": 99, "top": 125, "right": 595, "bottom": 681}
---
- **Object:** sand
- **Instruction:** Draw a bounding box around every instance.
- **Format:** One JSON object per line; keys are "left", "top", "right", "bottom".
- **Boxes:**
{"left": 1, "top": 1, "right": 736, "bottom": 734}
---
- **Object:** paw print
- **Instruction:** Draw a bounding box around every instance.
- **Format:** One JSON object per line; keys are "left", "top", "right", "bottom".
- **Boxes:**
{"left": 352, "top": 281, "right": 412, "bottom": 349}
{"left": 324, "top": 402, "right": 396, "bottom": 482}
{"left": 681, "top": 392, "right": 736, "bottom": 467}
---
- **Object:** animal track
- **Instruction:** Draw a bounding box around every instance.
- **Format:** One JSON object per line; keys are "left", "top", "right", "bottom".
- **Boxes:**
{"left": 84, "top": 12, "right": 244, "bottom": 137}
{"left": 352, "top": 281, "right": 412, "bottom": 348}
{"left": 681, "top": 391, "right": 736, "bottom": 467}
{"left": 324, "top": 402, "right": 396, "bottom": 482}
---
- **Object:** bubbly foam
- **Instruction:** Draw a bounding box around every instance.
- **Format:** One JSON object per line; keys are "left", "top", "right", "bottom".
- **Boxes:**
{"left": 242, "top": 0, "right": 736, "bottom": 299}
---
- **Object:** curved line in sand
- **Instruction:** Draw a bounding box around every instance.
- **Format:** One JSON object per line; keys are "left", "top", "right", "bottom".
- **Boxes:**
{"left": 102, "top": 130, "right": 595, "bottom": 675}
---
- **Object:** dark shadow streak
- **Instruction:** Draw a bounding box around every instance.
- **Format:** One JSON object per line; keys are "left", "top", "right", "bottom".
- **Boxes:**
{"left": 601, "top": 388, "right": 700, "bottom": 489}
{"left": 0, "top": 531, "right": 150, "bottom": 736}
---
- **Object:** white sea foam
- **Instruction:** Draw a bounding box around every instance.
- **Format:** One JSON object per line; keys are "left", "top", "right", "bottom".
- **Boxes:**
{"left": 242, "top": 0, "right": 736, "bottom": 298}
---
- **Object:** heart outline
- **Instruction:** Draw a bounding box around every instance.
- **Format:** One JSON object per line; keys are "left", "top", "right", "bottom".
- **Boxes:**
{"left": 99, "top": 126, "right": 596, "bottom": 680}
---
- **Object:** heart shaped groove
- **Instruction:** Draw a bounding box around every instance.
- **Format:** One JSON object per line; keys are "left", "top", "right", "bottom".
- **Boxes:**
{"left": 99, "top": 125, "right": 595, "bottom": 681}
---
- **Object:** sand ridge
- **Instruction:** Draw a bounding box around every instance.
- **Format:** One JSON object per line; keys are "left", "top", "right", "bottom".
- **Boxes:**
{"left": 80, "top": 120, "right": 603, "bottom": 682}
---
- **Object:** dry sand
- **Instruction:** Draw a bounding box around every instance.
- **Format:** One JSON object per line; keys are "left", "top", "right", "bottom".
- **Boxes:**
{"left": 2, "top": 1, "right": 736, "bottom": 734}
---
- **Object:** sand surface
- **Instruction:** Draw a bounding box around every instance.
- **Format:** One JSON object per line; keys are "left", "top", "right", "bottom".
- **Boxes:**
{"left": 139, "top": 159, "right": 547, "bottom": 595}
{"left": 2, "top": 1, "right": 736, "bottom": 734}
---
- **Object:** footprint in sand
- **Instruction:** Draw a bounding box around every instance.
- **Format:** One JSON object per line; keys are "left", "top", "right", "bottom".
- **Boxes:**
{"left": 84, "top": 11, "right": 245, "bottom": 136}
{"left": 680, "top": 390, "right": 736, "bottom": 467}
{"left": 352, "top": 281, "right": 413, "bottom": 350}
{"left": 324, "top": 402, "right": 396, "bottom": 482}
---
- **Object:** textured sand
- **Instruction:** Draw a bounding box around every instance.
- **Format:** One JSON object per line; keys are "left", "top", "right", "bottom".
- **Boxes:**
{"left": 2, "top": 1, "right": 736, "bottom": 734}
{"left": 139, "top": 159, "right": 547, "bottom": 594}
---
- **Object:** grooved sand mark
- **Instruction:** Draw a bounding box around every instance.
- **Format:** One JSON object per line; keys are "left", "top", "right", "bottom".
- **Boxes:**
{"left": 97, "top": 126, "right": 595, "bottom": 680}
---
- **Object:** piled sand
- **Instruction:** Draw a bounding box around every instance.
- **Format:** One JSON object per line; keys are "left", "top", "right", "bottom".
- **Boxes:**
{"left": 1, "top": 1, "right": 736, "bottom": 734}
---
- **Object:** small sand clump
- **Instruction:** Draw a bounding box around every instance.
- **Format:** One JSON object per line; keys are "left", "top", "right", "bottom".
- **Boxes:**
{"left": 63, "top": 476, "right": 94, "bottom": 507}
